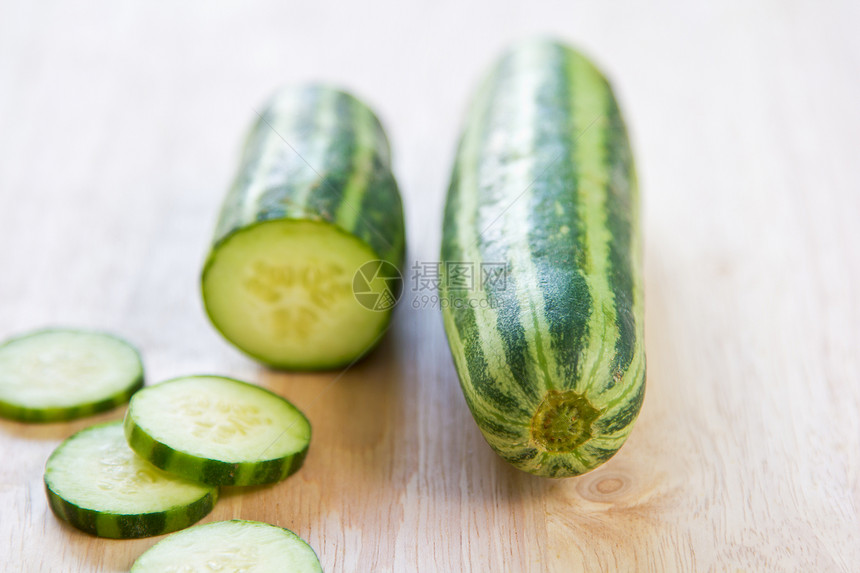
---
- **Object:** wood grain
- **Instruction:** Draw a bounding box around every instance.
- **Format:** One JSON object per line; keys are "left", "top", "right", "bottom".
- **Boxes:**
{"left": 1, "top": 0, "right": 858, "bottom": 571}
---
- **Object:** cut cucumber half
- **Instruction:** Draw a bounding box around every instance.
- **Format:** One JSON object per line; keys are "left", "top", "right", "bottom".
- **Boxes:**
{"left": 0, "top": 329, "right": 144, "bottom": 422}
{"left": 202, "top": 219, "right": 392, "bottom": 370}
{"left": 44, "top": 421, "right": 217, "bottom": 538}
{"left": 201, "top": 85, "right": 406, "bottom": 371}
{"left": 131, "top": 520, "right": 323, "bottom": 572}
{"left": 124, "top": 376, "right": 311, "bottom": 486}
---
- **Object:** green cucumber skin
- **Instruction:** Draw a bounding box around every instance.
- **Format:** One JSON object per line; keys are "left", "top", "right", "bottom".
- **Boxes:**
{"left": 124, "top": 417, "right": 308, "bottom": 486}
{"left": 0, "top": 329, "right": 144, "bottom": 423}
{"left": 440, "top": 40, "right": 645, "bottom": 478}
{"left": 208, "top": 84, "right": 405, "bottom": 279}
{"left": 202, "top": 85, "right": 406, "bottom": 369}
{"left": 43, "top": 421, "right": 217, "bottom": 539}
{"left": 0, "top": 383, "right": 142, "bottom": 423}
{"left": 123, "top": 377, "right": 311, "bottom": 486}
{"left": 45, "top": 481, "right": 217, "bottom": 539}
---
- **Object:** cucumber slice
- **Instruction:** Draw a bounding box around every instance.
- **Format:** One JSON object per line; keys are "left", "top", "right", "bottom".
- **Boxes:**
{"left": 202, "top": 219, "right": 391, "bottom": 370}
{"left": 44, "top": 422, "right": 217, "bottom": 538}
{"left": 124, "top": 376, "right": 311, "bottom": 486}
{"left": 131, "top": 520, "right": 323, "bottom": 572}
{"left": 0, "top": 329, "right": 144, "bottom": 422}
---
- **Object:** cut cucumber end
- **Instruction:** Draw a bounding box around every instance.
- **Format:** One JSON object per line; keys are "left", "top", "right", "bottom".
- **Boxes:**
{"left": 126, "top": 376, "right": 311, "bottom": 486}
{"left": 202, "top": 219, "right": 394, "bottom": 370}
{"left": 131, "top": 520, "right": 323, "bottom": 572}
{"left": 0, "top": 329, "right": 144, "bottom": 422}
{"left": 44, "top": 422, "right": 217, "bottom": 538}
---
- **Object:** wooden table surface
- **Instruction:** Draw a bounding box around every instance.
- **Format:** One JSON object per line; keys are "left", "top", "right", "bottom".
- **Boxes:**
{"left": 2, "top": 1, "right": 858, "bottom": 571}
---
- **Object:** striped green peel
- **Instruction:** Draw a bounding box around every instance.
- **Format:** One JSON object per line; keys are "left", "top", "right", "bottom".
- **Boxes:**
{"left": 440, "top": 39, "right": 645, "bottom": 478}
{"left": 44, "top": 422, "right": 217, "bottom": 538}
{"left": 124, "top": 376, "right": 311, "bottom": 486}
{"left": 202, "top": 85, "right": 405, "bottom": 370}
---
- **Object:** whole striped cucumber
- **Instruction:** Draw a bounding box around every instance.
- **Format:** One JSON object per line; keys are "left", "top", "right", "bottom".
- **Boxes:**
{"left": 202, "top": 85, "right": 405, "bottom": 370}
{"left": 440, "top": 40, "right": 645, "bottom": 478}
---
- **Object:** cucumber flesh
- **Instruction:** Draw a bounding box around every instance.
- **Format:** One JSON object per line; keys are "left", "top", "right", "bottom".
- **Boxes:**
{"left": 44, "top": 422, "right": 217, "bottom": 538}
{"left": 202, "top": 85, "right": 406, "bottom": 371}
{"left": 131, "top": 520, "right": 323, "bottom": 572}
{"left": 125, "top": 376, "right": 311, "bottom": 486}
{"left": 0, "top": 329, "right": 144, "bottom": 422}
{"left": 202, "top": 219, "right": 391, "bottom": 370}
